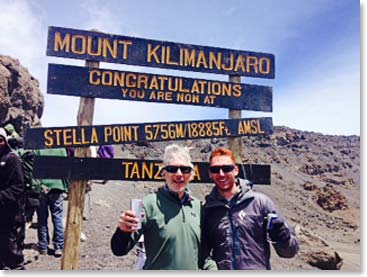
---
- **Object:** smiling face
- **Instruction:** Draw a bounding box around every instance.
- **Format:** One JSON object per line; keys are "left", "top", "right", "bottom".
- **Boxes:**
{"left": 162, "top": 155, "right": 194, "bottom": 198}
{"left": 209, "top": 155, "right": 239, "bottom": 199}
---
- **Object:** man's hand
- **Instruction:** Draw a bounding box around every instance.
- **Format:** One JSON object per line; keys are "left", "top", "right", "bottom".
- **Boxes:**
{"left": 118, "top": 210, "right": 139, "bottom": 233}
{"left": 268, "top": 218, "right": 291, "bottom": 243}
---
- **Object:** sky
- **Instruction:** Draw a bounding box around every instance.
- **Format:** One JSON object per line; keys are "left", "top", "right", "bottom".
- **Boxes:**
{"left": 0, "top": 0, "right": 361, "bottom": 136}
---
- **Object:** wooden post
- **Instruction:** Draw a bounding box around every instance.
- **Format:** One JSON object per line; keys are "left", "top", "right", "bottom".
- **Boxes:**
{"left": 228, "top": 75, "right": 242, "bottom": 163}
{"left": 61, "top": 60, "right": 99, "bottom": 269}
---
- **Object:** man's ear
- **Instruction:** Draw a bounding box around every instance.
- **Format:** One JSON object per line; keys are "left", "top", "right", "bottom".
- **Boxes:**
{"left": 234, "top": 165, "right": 240, "bottom": 177}
{"left": 208, "top": 170, "right": 213, "bottom": 180}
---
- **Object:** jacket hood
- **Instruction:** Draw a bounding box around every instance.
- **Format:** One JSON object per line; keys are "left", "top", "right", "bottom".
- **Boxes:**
{"left": 204, "top": 178, "right": 254, "bottom": 208}
{"left": 0, "top": 127, "right": 11, "bottom": 150}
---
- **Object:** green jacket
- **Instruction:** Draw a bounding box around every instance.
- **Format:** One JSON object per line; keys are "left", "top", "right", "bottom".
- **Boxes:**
{"left": 111, "top": 187, "right": 217, "bottom": 270}
{"left": 34, "top": 148, "right": 68, "bottom": 192}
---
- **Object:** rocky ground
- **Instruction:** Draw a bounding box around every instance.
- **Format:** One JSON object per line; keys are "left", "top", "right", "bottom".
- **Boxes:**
{"left": 23, "top": 127, "right": 360, "bottom": 271}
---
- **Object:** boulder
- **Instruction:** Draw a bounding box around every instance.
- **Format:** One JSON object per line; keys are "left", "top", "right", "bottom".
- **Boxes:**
{"left": 0, "top": 55, "right": 44, "bottom": 135}
{"left": 294, "top": 224, "right": 343, "bottom": 270}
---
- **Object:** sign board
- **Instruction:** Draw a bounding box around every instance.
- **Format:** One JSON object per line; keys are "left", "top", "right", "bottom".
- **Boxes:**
{"left": 47, "top": 26, "right": 275, "bottom": 78}
{"left": 47, "top": 64, "right": 272, "bottom": 112}
{"left": 33, "top": 156, "right": 271, "bottom": 185}
{"left": 24, "top": 117, "right": 273, "bottom": 149}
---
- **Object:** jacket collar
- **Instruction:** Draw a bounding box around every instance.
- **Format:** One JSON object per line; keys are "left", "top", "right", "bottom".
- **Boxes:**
{"left": 161, "top": 184, "right": 194, "bottom": 205}
{"left": 204, "top": 178, "right": 254, "bottom": 208}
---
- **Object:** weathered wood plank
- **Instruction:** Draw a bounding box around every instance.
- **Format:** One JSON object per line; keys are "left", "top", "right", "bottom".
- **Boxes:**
{"left": 33, "top": 156, "right": 271, "bottom": 185}
{"left": 47, "top": 64, "right": 272, "bottom": 112}
{"left": 24, "top": 117, "right": 273, "bottom": 149}
{"left": 47, "top": 26, "right": 275, "bottom": 78}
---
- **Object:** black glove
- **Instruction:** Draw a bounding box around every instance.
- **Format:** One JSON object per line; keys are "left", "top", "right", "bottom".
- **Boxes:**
{"left": 268, "top": 218, "right": 291, "bottom": 243}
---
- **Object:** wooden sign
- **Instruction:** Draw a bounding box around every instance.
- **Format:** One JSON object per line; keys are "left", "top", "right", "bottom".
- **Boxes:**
{"left": 24, "top": 117, "right": 273, "bottom": 149}
{"left": 47, "top": 26, "right": 275, "bottom": 78}
{"left": 33, "top": 156, "right": 271, "bottom": 185}
{"left": 47, "top": 64, "right": 272, "bottom": 112}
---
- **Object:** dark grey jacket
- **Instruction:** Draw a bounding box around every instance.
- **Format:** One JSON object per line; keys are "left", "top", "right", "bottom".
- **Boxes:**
{"left": 202, "top": 179, "right": 299, "bottom": 270}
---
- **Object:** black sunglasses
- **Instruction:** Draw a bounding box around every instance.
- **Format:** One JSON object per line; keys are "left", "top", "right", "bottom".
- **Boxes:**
{"left": 209, "top": 165, "right": 236, "bottom": 174}
{"left": 163, "top": 165, "right": 193, "bottom": 174}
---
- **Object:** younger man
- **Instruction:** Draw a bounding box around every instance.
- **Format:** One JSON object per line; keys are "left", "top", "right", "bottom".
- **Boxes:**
{"left": 203, "top": 147, "right": 299, "bottom": 270}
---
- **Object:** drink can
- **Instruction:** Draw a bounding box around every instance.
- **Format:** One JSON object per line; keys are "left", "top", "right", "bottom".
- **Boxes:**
{"left": 131, "top": 199, "right": 144, "bottom": 230}
{"left": 266, "top": 213, "right": 278, "bottom": 231}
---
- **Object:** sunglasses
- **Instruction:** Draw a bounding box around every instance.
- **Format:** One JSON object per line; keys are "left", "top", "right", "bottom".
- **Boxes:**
{"left": 163, "top": 165, "right": 193, "bottom": 174}
{"left": 209, "top": 165, "right": 236, "bottom": 174}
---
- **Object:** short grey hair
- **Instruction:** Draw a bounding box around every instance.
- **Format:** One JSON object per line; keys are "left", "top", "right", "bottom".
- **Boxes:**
{"left": 162, "top": 144, "right": 193, "bottom": 167}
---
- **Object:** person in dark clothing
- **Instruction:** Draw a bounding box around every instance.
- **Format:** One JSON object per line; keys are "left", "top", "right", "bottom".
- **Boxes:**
{"left": 0, "top": 128, "right": 26, "bottom": 270}
{"left": 202, "top": 147, "right": 299, "bottom": 270}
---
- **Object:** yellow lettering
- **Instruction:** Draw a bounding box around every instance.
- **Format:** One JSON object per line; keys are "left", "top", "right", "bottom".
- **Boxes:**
{"left": 104, "top": 127, "right": 112, "bottom": 142}
{"left": 137, "top": 74, "right": 149, "bottom": 89}
{"left": 103, "top": 38, "right": 118, "bottom": 58}
{"left": 145, "top": 125, "right": 153, "bottom": 140}
{"left": 191, "top": 81, "right": 200, "bottom": 93}
{"left": 113, "top": 71, "right": 125, "bottom": 87}
{"left": 196, "top": 50, "right": 208, "bottom": 68}
{"left": 193, "top": 164, "right": 201, "bottom": 181}
{"left": 154, "top": 162, "right": 163, "bottom": 179}
{"left": 238, "top": 120, "right": 252, "bottom": 135}
{"left": 87, "top": 37, "right": 102, "bottom": 56}
{"left": 89, "top": 70, "right": 101, "bottom": 85}
{"left": 72, "top": 129, "right": 81, "bottom": 146}
{"left": 130, "top": 162, "right": 140, "bottom": 178}
{"left": 259, "top": 57, "right": 271, "bottom": 74}
{"left": 118, "top": 40, "right": 132, "bottom": 59}
{"left": 54, "top": 129, "right": 62, "bottom": 146}
{"left": 232, "top": 84, "right": 242, "bottom": 97}
{"left": 54, "top": 32, "right": 70, "bottom": 52}
{"left": 122, "top": 162, "right": 133, "bottom": 178}
{"left": 71, "top": 35, "right": 86, "bottom": 54}
{"left": 142, "top": 162, "right": 153, "bottom": 179}
{"left": 149, "top": 76, "right": 159, "bottom": 90}
{"left": 209, "top": 51, "right": 222, "bottom": 70}
{"left": 80, "top": 128, "right": 89, "bottom": 144}
{"left": 147, "top": 44, "right": 160, "bottom": 63}
{"left": 126, "top": 73, "right": 137, "bottom": 88}
{"left": 44, "top": 130, "right": 54, "bottom": 147}
{"left": 177, "top": 93, "right": 199, "bottom": 103}
{"left": 102, "top": 71, "right": 113, "bottom": 86}
{"left": 203, "top": 95, "right": 216, "bottom": 104}
{"left": 222, "top": 53, "right": 234, "bottom": 70}
{"left": 183, "top": 49, "right": 196, "bottom": 66}
{"left": 165, "top": 46, "right": 179, "bottom": 65}
{"left": 234, "top": 55, "right": 245, "bottom": 72}
{"left": 91, "top": 127, "right": 99, "bottom": 143}
{"left": 247, "top": 56, "right": 259, "bottom": 73}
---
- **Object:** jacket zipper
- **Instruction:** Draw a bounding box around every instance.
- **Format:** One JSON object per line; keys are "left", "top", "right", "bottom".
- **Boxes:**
{"left": 181, "top": 204, "right": 186, "bottom": 223}
{"left": 229, "top": 209, "right": 236, "bottom": 269}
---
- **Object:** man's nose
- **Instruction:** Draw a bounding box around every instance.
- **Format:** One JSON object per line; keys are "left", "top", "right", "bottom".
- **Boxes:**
{"left": 219, "top": 169, "right": 225, "bottom": 176}
{"left": 176, "top": 169, "right": 183, "bottom": 175}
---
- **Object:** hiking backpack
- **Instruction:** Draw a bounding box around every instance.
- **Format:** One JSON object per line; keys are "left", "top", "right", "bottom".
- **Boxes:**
{"left": 15, "top": 149, "right": 41, "bottom": 206}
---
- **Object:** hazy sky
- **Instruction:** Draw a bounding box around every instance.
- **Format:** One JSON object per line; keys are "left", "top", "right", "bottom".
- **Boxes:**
{"left": 0, "top": 0, "right": 361, "bottom": 135}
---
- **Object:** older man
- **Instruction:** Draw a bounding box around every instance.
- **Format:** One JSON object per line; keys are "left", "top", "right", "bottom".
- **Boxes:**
{"left": 203, "top": 147, "right": 299, "bottom": 270}
{"left": 0, "top": 128, "right": 25, "bottom": 270}
{"left": 111, "top": 144, "right": 216, "bottom": 270}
